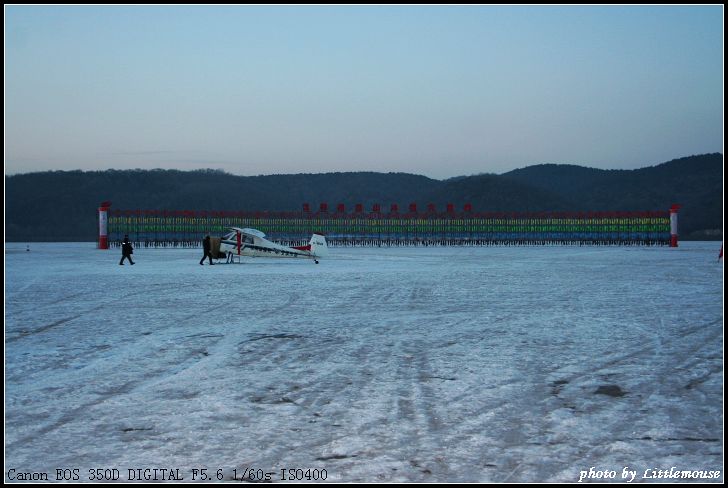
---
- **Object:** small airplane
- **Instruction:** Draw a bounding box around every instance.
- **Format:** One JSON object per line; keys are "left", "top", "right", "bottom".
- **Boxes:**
{"left": 218, "top": 227, "right": 328, "bottom": 264}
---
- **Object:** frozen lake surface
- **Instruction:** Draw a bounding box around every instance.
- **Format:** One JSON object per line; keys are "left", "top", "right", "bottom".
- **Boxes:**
{"left": 5, "top": 242, "right": 723, "bottom": 482}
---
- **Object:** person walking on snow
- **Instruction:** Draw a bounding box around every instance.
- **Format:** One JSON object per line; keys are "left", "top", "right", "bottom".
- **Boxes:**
{"left": 120, "top": 235, "right": 135, "bottom": 265}
{"left": 200, "top": 235, "right": 214, "bottom": 265}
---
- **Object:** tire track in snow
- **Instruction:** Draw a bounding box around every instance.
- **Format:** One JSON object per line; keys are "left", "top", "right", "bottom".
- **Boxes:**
{"left": 388, "top": 337, "right": 455, "bottom": 480}
{"left": 6, "top": 284, "right": 197, "bottom": 343}
{"left": 6, "top": 327, "right": 228, "bottom": 450}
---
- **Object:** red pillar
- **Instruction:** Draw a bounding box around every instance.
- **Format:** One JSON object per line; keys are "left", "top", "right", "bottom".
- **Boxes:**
{"left": 669, "top": 204, "right": 680, "bottom": 247}
{"left": 98, "top": 201, "right": 111, "bottom": 249}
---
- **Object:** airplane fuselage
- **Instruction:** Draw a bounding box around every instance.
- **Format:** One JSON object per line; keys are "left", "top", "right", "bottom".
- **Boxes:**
{"left": 219, "top": 228, "right": 327, "bottom": 261}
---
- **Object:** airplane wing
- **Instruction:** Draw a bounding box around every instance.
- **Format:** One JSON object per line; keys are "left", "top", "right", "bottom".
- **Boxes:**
{"left": 240, "top": 228, "right": 266, "bottom": 239}
{"left": 229, "top": 227, "right": 266, "bottom": 239}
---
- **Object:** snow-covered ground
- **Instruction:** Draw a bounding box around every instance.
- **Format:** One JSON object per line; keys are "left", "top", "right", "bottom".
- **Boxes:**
{"left": 5, "top": 242, "right": 723, "bottom": 483}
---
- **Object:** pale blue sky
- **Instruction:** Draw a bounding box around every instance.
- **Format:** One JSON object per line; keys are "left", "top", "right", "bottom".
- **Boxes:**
{"left": 5, "top": 5, "right": 723, "bottom": 178}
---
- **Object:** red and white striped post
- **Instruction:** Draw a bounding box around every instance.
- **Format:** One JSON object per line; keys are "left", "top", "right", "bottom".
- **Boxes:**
{"left": 98, "top": 201, "right": 111, "bottom": 249}
{"left": 669, "top": 204, "right": 680, "bottom": 248}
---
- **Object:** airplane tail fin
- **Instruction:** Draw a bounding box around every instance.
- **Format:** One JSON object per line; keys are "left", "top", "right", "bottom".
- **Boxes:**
{"left": 310, "top": 234, "right": 328, "bottom": 258}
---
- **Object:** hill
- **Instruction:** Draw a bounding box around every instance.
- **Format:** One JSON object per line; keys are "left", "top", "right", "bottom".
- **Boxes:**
{"left": 4, "top": 153, "right": 723, "bottom": 241}
{"left": 499, "top": 153, "right": 723, "bottom": 238}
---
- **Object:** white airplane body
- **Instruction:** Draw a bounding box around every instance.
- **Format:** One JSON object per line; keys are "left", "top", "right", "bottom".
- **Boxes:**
{"left": 219, "top": 227, "right": 328, "bottom": 263}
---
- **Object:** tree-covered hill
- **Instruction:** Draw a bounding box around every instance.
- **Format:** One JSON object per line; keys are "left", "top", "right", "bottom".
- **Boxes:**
{"left": 5, "top": 153, "right": 722, "bottom": 241}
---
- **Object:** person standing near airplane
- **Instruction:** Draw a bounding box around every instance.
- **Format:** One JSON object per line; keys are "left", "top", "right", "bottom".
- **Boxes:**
{"left": 200, "top": 234, "right": 214, "bottom": 265}
{"left": 119, "top": 234, "right": 135, "bottom": 265}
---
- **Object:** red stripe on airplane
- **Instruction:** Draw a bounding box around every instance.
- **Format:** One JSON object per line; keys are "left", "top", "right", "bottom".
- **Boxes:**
{"left": 292, "top": 245, "right": 311, "bottom": 251}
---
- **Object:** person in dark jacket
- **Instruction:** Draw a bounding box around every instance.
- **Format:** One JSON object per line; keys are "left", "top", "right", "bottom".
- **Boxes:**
{"left": 200, "top": 235, "right": 214, "bottom": 265}
{"left": 120, "top": 235, "right": 135, "bottom": 265}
